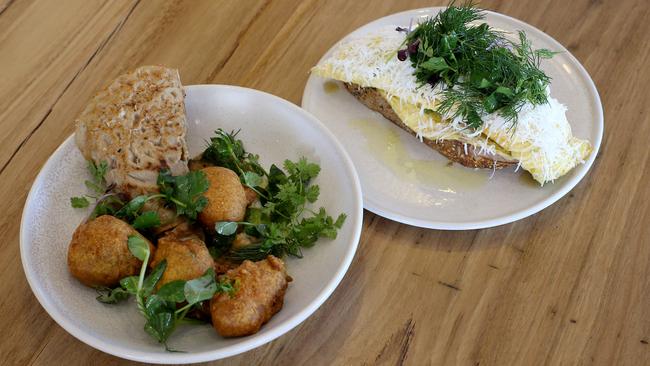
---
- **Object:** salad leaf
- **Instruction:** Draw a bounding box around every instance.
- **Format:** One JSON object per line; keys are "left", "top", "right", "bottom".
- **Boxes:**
{"left": 127, "top": 235, "right": 150, "bottom": 262}
{"left": 156, "top": 170, "right": 209, "bottom": 220}
{"left": 70, "top": 196, "right": 90, "bottom": 208}
{"left": 132, "top": 211, "right": 161, "bottom": 230}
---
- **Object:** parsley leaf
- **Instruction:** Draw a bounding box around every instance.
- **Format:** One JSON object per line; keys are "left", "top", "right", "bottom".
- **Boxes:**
{"left": 132, "top": 211, "right": 161, "bottom": 230}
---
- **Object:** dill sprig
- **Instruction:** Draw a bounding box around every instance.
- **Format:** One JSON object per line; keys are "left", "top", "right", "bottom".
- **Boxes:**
{"left": 398, "top": 1, "right": 556, "bottom": 129}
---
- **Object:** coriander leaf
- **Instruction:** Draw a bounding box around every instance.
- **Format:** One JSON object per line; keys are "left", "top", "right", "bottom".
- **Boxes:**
{"left": 305, "top": 185, "right": 320, "bottom": 203}
{"left": 133, "top": 211, "right": 161, "bottom": 230}
{"left": 95, "top": 286, "right": 130, "bottom": 304}
{"left": 84, "top": 180, "right": 104, "bottom": 194}
{"left": 156, "top": 280, "right": 186, "bottom": 303}
{"left": 157, "top": 170, "right": 209, "bottom": 220}
{"left": 88, "top": 160, "right": 108, "bottom": 185}
{"left": 283, "top": 157, "right": 320, "bottom": 183}
{"left": 70, "top": 160, "right": 111, "bottom": 211}
{"left": 114, "top": 195, "right": 148, "bottom": 221}
{"left": 127, "top": 235, "right": 150, "bottom": 261}
{"left": 215, "top": 221, "right": 238, "bottom": 236}
{"left": 230, "top": 157, "right": 346, "bottom": 261}
{"left": 70, "top": 196, "right": 90, "bottom": 208}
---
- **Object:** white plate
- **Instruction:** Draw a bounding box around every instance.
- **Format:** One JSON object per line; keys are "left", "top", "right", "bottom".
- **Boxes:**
{"left": 302, "top": 7, "right": 603, "bottom": 230}
{"left": 20, "top": 85, "right": 363, "bottom": 364}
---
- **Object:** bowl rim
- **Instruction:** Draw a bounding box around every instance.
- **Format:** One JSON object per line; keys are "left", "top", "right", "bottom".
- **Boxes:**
{"left": 20, "top": 84, "right": 364, "bottom": 364}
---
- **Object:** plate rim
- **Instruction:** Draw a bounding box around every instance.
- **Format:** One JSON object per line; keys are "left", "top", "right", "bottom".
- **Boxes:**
{"left": 301, "top": 6, "right": 604, "bottom": 230}
{"left": 20, "top": 84, "right": 364, "bottom": 363}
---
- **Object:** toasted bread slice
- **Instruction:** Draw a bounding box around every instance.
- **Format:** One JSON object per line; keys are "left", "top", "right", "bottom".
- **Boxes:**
{"left": 75, "top": 66, "right": 189, "bottom": 198}
{"left": 344, "top": 83, "right": 516, "bottom": 169}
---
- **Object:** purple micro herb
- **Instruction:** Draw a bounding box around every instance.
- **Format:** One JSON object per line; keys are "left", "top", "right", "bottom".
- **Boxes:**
{"left": 397, "top": 49, "right": 408, "bottom": 61}
{"left": 407, "top": 39, "right": 420, "bottom": 54}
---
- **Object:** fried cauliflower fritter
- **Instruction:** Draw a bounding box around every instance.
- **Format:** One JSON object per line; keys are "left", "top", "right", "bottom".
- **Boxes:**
{"left": 210, "top": 255, "right": 291, "bottom": 337}
{"left": 243, "top": 187, "right": 258, "bottom": 206}
{"left": 198, "top": 166, "right": 248, "bottom": 230}
{"left": 150, "top": 223, "right": 214, "bottom": 288}
{"left": 67, "top": 215, "right": 154, "bottom": 287}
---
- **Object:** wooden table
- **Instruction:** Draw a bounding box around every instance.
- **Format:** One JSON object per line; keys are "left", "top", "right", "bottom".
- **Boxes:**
{"left": 1, "top": 0, "right": 648, "bottom": 364}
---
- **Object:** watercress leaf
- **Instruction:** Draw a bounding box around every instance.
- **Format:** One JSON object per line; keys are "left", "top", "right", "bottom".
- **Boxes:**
{"left": 132, "top": 211, "right": 161, "bottom": 230}
{"left": 144, "top": 310, "right": 175, "bottom": 344}
{"left": 156, "top": 280, "right": 186, "bottom": 303}
{"left": 242, "top": 171, "right": 262, "bottom": 188}
{"left": 120, "top": 276, "right": 139, "bottom": 294}
{"left": 70, "top": 196, "right": 90, "bottom": 208}
{"left": 215, "top": 221, "right": 238, "bottom": 236}
{"left": 143, "top": 259, "right": 167, "bottom": 296}
{"left": 145, "top": 294, "right": 174, "bottom": 317}
{"left": 127, "top": 235, "right": 150, "bottom": 261}
{"left": 95, "top": 286, "right": 130, "bottom": 304}
{"left": 184, "top": 268, "right": 217, "bottom": 305}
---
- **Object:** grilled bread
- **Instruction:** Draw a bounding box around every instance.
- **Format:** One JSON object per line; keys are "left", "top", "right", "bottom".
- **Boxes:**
{"left": 312, "top": 28, "right": 592, "bottom": 185}
{"left": 75, "top": 65, "right": 189, "bottom": 198}
{"left": 343, "top": 83, "right": 516, "bottom": 169}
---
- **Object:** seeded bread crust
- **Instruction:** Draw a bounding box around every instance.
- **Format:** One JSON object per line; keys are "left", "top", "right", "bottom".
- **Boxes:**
{"left": 75, "top": 66, "right": 189, "bottom": 198}
{"left": 344, "top": 82, "right": 515, "bottom": 169}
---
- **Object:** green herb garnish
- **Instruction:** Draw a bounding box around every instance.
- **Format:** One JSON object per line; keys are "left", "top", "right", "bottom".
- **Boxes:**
{"left": 98, "top": 235, "right": 236, "bottom": 350}
{"left": 215, "top": 156, "right": 346, "bottom": 262}
{"left": 203, "top": 129, "right": 266, "bottom": 179}
{"left": 398, "top": 1, "right": 556, "bottom": 128}
{"left": 70, "top": 160, "right": 109, "bottom": 208}
{"left": 155, "top": 170, "right": 209, "bottom": 221}
{"left": 70, "top": 161, "right": 210, "bottom": 228}
{"left": 70, "top": 196, "right": 90, "bottom": 208}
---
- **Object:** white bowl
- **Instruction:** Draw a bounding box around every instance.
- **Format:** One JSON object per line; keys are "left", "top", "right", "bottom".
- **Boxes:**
{"left": 20, "top": 85, "right": 363, "bottom": 364}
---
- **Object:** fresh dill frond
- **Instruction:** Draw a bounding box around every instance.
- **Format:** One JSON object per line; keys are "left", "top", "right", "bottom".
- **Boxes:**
{"left": 398, "top": 1, "right": 557, "bottom": 129}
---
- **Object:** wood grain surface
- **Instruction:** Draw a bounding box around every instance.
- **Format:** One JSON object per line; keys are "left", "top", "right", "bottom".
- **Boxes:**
{"left": 1, "top": 0, "right": 649, "bottom": 365}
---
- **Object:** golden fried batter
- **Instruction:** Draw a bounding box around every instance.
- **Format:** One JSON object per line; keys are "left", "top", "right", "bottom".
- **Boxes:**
{"left": 198, "top": 166, "right": 248, "bottom": 230}
{"left": 243, "top": 187, "right": 258, "bottom": 206}
{"left": 150, "top": 223, "right": 214, "bottom": 288}
{"left": 210, "top": 255, "right": 291, "bottom": 337}
{"left": 67, "top": 215, "right": 154, "bottom": 287}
